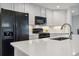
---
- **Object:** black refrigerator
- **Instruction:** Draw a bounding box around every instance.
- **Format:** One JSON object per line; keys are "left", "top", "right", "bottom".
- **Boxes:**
{"left": 0, "top": 8, "right": 29, "bottom": 56}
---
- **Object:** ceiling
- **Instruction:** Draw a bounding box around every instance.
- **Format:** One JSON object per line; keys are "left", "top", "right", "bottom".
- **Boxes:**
{"left": 33, "top": 3, "right": 79, "bottom": 9}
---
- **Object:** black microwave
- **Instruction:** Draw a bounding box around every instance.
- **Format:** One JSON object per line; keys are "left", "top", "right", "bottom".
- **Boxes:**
{"left": 35, "top": 16, "right": 47, "bottom": 25}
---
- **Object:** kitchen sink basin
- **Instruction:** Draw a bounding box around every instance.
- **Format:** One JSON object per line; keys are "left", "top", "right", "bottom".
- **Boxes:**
{"left": 50, "top": 37, "right": 69, "bottom": 41}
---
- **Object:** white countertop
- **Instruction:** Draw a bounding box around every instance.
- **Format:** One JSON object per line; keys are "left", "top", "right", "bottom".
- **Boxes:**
{"left": 11, "top": 35, "right": 79, "bottom": 56}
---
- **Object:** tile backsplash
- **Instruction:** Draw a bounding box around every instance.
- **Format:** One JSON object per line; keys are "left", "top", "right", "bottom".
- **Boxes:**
{"left": 29, "top": 25, "right": 69, "bottom": 34}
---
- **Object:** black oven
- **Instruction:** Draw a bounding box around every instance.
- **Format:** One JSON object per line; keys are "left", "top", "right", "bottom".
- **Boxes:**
{"left": 39, "top": 33, "right": 50, "bottom": 39}
{"left": 32, "top": 28, "right": 43, "bottom": 34}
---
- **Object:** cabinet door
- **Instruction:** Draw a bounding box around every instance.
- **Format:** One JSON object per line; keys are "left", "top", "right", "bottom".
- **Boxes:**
{"left": 52, "top": 10, "right": 67, "bottom": 26}
{"left": 41, "top": 8, "right": 46, "bottom": 17}
{"left": 1, "top": 3, "right": 13, "bottom": 10}
{"left": 46, "top": 9, "right": 53, "bottom": 26}
{"left": 29, "top": 4, "right": 41, "bottom": 25}
{"left": 14, "top": 3, "right": 25, "bottom": 12}
{"left": 25, "top": 3, "right": 29, "bottom": 13}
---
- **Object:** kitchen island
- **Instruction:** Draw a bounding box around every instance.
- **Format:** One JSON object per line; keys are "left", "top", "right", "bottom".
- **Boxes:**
{"left": 11, "top": 35, "right": 79, "bottom": 56}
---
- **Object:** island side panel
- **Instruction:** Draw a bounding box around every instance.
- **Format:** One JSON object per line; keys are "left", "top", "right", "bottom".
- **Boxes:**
{"left": 14, "top": 47, "right": 29, "bottom": 56}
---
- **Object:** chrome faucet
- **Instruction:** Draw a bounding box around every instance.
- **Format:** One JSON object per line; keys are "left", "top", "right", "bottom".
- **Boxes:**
{"left": 61, "top": 23, "right": 73, "bottom": 40}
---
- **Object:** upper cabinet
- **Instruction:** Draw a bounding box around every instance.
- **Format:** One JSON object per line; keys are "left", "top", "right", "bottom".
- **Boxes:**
{"left": 46, "top": 9, "right": 53, "bottom": 26}
{"left": 1, "top": 3, "right": 13, "bottom": 10}
{"left": 40, "top": 8, "right": 46, "bottom": 17}
{"left": 28, "top": 4, "right": 41, "bottom": 25}
{"left": 14, "top": 3, "right": 25, "bottom": 12}
{"left": 52, "top": 10, "right": 67, "bottom": 26}
{"left": 25, "top": 3, "right": 29, "bottom": 13}
{"left": 1, "top": 3, "right": 25, "bottom": 12}
{"left": 46, "top": 9, "right": 67, "bottom": 26}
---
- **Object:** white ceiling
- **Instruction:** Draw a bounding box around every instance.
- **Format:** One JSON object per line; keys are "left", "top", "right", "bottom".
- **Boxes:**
{"left": 34, "top": 3, "right": 79, "bottom": 9}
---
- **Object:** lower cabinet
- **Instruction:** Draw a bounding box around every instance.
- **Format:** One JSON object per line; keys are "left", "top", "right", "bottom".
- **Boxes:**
{"left": 29, "top": 34, "right": 38, "bottom": 40}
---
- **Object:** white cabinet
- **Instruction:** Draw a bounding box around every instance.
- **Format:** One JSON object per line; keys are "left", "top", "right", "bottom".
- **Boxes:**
{"left": 14, "top": 3, "right": 25, "bottom": 12}
{"left": 46, "top": 9, "right": 53, "bottom": 26}
{"left": 46, "top": 9, "right": 67, "bottom": 26}
{"left": 29, "top": 34, "right": 38, "bottom": 40}
{"left": 1, "top": 3, "right": 13, "bottom": 10}
{"left": 40, "top": 8, "right": 46, "bottom": 17}
{"left": 25, "top": 3, "right": 29, "bottom": 13}
{"left": 28, "top": 5, "right": 35, "bottom": 25}
{"left": 52, "top": 10, "right": 67, "bottom": 26}
{"left": 1, "top": 3, "right": 25, "bottom": 12}
{"left": 28, "top": 4, "right": 41, "bottom": 25}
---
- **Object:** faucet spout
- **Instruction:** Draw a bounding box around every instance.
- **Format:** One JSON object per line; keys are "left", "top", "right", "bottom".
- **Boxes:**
{"left": 61, "top": 23, "right": 73, "bottom": 40}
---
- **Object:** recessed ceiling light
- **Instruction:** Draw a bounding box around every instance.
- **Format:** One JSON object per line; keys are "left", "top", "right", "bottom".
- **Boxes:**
{"left": 56, "top": 5, "right": 60, "bottom": 8}
{"left": 72, "top": 10, "right": 75, "bottom": 13}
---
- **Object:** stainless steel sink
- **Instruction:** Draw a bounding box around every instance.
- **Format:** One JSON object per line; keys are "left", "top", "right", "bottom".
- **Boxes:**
{"left": 50, "top": 37, "right": 69, "bottom": 41}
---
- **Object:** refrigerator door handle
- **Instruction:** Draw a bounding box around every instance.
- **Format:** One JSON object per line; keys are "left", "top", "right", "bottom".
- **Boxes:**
{"left": 13, "top": 24, "right": 16, "bottom": 41}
